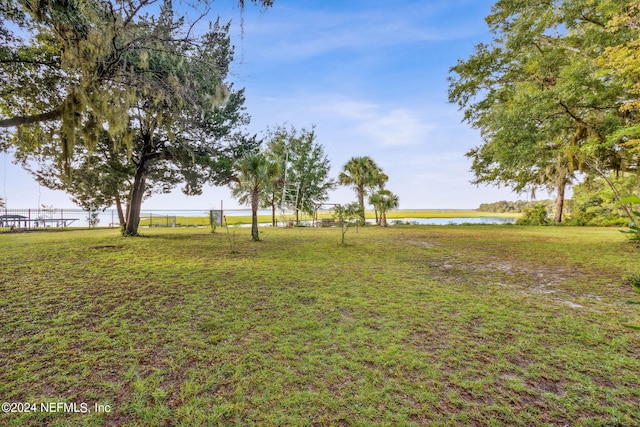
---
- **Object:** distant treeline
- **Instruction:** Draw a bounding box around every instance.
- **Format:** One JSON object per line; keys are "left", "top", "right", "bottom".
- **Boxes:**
{"left": 478, "top": 200, "right": 555, "bottom": 213}
{"left": 479, "top": 174, "right": 636, "bottom": 226}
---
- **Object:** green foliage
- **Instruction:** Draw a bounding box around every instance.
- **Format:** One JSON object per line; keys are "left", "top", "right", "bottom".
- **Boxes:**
{"left": 86, "top": 211, "right": 100, "bottom": 228}
{"left": 0, "top": 0, "right": 273, "bottom": 160}
{"left": 626, "top": 273, "right": 640, "bottom": 295}
{"left": 448, "top": 0, "right": 639, "bottom": 208}
{"left": 368, "top": 189, "right": 399, "bottom": 227}
{"left": 618, "top": 195, "right": 640, "bottom": 242}
{"left": 391, "top": 219, "right": 418, "bottom": 226}
{"left": 14, "top": 130, "right": 135, "bottom": 215}
{"left": 339, "top": 156, "right": 387, "bottom": 222}
{"left": 333, "top": 202, "right": 361, "bottom": 244}
{"left": 10, "top": 6, "right": 257, "bottom": 237}
{"left": 263, "top": 125, "right": 335, "bottom": 221}
{"left": 230, "top": 151, "right": 280, "bottom": 241}
{"left": 624, "top": 272, "right": 640, "bottom": 328}
{"left": 566, "top": 174, "right": 637, "bottom": 226}
{"left": 599, "top": 3, "right": 640, "bottom": 117}
{"left": 479, "top": 200, "right": 554, "bottom": 214}
{"left": 516, "top": 204, "right": 550, "bottom": 226}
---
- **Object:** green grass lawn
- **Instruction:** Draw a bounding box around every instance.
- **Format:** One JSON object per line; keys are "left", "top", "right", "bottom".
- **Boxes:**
{"left": 0, "top": 226, "right": 638, "bottom": 426}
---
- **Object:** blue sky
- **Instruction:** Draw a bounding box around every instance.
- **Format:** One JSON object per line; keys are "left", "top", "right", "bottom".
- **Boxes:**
{"left": 1, "top": 0, "right": 536, "bottom": 210}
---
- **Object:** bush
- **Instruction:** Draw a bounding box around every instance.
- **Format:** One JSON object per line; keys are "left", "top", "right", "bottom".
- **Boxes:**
{"left": 618, "top": 196, "right": 640, "bottom": 243}
{"left": 588, "top": 216, "right": 629, "bottom": 227}
{"left": 516, "top": 204, "right": 550, "bottom": 226}
{"left": 391, "top": 220, "right": 418, "bottom": 226}
{"left": 626, "top": 274, "right": 640, "bottom": 294}
{"left": 568, "top": 174, "right": 638, "bottom": 226}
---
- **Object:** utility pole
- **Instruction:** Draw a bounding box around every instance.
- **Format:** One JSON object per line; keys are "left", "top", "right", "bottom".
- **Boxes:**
{"left": 280, "top": 147, "right": 289, "bottom": 211}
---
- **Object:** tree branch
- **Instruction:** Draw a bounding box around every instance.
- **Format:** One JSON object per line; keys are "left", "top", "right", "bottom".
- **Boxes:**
{"left": 0, "top": 106, "right": 62, "bottom": 128}
{"left": 579, "top": 13, "right": 605, "bottom": 28}
{"left": 558, "top": 101, "right": 592, "bottom": 129}
{"left": 0, "top": 58, "right": 57, "bottom": 67}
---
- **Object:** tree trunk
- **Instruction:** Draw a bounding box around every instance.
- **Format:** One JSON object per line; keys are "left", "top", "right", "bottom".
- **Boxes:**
{"left": 124, "top": 164, "right": 147, "bottom": 236}
{"left": 380, "top": 210, "right": 387, "bottom": 227}
{"left": 271, "top": 198, "right": 276, "bottom": 227}
{"left": 251, "top": 188, "right": 260, "bottom": 241}
{"left": 554, "top": 176, "right": 566, "bottom": 223}
{"left": 341, "top": 222, "right": 347, "bottom": 244}
{"left": 357, "top": 185, "right": 365, "bottom": 222}
{"left": 115, "top": 195, "right": 125, "bottom": 226}
{"left": 269, "top": 190, "right": 277, "bottom": 227}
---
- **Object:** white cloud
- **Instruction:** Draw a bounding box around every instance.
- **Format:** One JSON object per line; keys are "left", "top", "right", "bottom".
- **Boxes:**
{"left": 306, "top": 96, "right": 434, "bottom": 146}
{"left": 240, "top": 2, "right": 475, "bottom": 61}
{"left": 361, "top": 108, "right": 435, "bottom": 146}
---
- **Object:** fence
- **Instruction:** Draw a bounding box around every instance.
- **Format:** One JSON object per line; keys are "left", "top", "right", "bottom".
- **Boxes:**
{"left": 0, "top": 209, "right": 226, "bottom": 230}
{"left": 0, "top": 208, "right": 332, "bottom": 230}
{"left": 0, "top": 208, "right": 85, "bottom": 229}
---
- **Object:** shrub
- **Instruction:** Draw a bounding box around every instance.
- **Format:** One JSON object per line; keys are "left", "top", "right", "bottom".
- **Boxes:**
{"left": 618, "top": 196, "right": 640, "bottom": 243}
{"left": 516, "top": 204, "right": 549, "bottom": 226}
{"left": 626, "top": 274, "right": 640, "bottom": 294}
{"left": 568, "top": 174, "right": 638, "bottom": 226}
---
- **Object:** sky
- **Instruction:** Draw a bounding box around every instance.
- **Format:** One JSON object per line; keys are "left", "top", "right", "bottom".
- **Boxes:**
{"left": 0, "top": 0, "right": 543, "bottom": 210}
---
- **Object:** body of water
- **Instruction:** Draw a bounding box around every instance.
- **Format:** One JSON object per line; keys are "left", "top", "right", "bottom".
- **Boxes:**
{"left": 1, "top": 208, "right": 516, "bottom": 229}
{"left": 394, "top": 217, "right": 515, "bottom": 225}
{"left": 237, "top": 217, "right": 516, "bottom": 227}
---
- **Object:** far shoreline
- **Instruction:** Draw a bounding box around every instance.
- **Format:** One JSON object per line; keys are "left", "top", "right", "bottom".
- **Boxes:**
{"left": 213, "top": 209, "right": 521, "bottom": 226}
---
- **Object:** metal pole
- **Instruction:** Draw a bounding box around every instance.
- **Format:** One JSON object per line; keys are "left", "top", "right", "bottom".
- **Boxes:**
{"left": 281, "top": 148, "right": 289, "bottom": 210}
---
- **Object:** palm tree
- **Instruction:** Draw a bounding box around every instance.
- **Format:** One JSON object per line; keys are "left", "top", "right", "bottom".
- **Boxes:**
{"left": 367, "top": 171, "right": 389, "bottom": 224}
{"left": 369, "top": 189, "right": 399, "bottom": 227}
{"left": 230, "top": 152, "right": 280, "bottom": 241}
{"left": 338, "top": 156, "right": 386, "bottom": 222}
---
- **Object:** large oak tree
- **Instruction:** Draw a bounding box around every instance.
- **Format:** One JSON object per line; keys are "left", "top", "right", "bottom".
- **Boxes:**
{"left": 7, "top": 0, "right": 267, "bottom": 235}
{"left": 448, "top": 0, "right": 639, "bottom": 222}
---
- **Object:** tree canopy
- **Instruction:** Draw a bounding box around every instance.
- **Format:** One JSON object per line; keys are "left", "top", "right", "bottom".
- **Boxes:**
{"left": 263, "top": 125, "right": 335, "bottom": 223}
{"left": 338, "top": 156, "right": 387, "bottom": 222}
{"left": 0, "top": 0, "right": 273, "bottom": 160}
{"left": 448, "top": 0, "right": 640, "bottom": 222}
{"left": 4, "top": 0, "right": 271, "bottom": 235}
{"left": 368, "top": 189, "right": 399, "bottom": 227}
{"left": 230, "top": 151, "right": 280, "bottom": 241}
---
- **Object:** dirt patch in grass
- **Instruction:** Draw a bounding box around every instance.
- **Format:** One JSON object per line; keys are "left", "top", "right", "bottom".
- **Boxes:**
{"left": 88, "top": 244, "right": 126, "bottom": 250}
{"left": 405, "top": 239, "right": 436, "bottom": 248}
{"left": 421, "top": 250, "right": 618, "bottom": 310}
